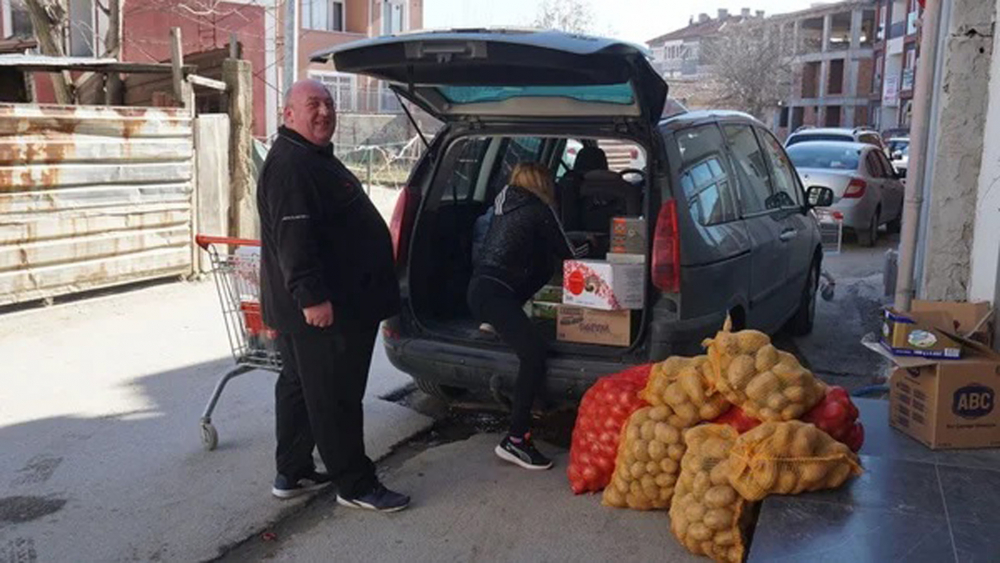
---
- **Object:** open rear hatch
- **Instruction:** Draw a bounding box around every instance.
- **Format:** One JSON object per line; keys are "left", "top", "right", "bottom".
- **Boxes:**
{"left": 310, "top": 29, "right": 668, "bottom": 125}
{"left": 313, "top": 30, "right": 669, "bottom": 357}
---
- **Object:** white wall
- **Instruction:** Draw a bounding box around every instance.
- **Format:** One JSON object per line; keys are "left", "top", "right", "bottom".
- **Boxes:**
{"left": 968, "top": 0, "right": 1000, "bottom": 309}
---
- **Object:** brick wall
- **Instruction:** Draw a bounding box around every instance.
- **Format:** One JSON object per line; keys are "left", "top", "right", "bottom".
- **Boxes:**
{"left": 857, "top": 59, "right": 875, "bottom": 97}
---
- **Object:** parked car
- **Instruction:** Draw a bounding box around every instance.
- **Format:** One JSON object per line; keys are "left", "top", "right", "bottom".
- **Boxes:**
{"left": 313, "top": 30, "right": 834, "bottom": 406}
{"left": 786, "top": 141, "right": 904, "bottom": 247}
{"left": 785, "top": 127, "right": 887, "bottom": 153}
{"left": 886, "top": 137, "right": 910, "bottom": 179}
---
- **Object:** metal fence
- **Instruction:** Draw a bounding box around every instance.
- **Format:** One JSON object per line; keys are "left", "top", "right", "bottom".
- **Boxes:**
{"left": 335, "top": 135, "right": 424, "bottom": 189}
{"left": 0, "top": 103, "right": 195, "bottom": 306}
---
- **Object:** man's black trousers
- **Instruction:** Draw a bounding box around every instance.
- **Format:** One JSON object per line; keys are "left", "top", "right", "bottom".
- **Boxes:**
{"left": 275, "top": 322, "right": 378, "bottom": 498}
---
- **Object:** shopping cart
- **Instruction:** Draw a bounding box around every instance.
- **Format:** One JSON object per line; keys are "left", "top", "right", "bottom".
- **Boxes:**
{"left": 195, "top": 235, "right": 282, "bottom": 451}
{"left": 814, "top": 208, "right": 844, "bottom": 255}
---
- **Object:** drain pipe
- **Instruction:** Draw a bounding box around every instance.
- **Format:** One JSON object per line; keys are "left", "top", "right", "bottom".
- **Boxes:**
{"left": 894, "top": 0, "right": 943, "bottom": 312}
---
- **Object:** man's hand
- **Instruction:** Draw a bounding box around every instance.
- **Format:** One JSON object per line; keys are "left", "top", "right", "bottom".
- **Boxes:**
{"left": 303, "top": 301, "right": 334, "bottom": 328}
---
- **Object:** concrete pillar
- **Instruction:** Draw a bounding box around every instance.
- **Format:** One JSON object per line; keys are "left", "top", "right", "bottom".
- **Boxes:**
{"left": 819, "top": 60, "right": 829, "bottom": 99}
{"left": 793, "top": 20, "right": 801, "bottom": 55}
{"left": 822, "top": 14, "right": 832, "bottom": 52}
{"left": 919, "top": 0, "right": 996, "bottom": 301}
{"left": 223, "top": 58, "right": 258, "bottom": 239}
{"left": 194, "top": 115, "right": 231, "bottom": 272}
{"left": 969, "top": 0, "right": 1000, "bottom": 343}
{"left": 850, "top": 9, "right": 863, "bottom": 50}
{"left": 847, "top": 57, "right": 861, "bottom": 101}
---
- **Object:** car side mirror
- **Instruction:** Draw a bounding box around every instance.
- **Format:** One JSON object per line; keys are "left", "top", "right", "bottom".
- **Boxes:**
{"left": 892, "top": 150, "right": 903, "bottom": 160}
{"left": 806, "top": 186, "right": 834, "bottom": 208}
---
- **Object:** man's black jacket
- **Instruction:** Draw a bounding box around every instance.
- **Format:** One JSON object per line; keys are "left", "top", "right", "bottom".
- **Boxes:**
{"left": 257, "top": 126, "right": 400, "bottom": 333}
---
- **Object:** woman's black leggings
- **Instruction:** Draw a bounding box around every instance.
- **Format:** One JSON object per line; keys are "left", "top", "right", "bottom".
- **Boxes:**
{"left": 467, "top": 276, "right": 548, "bottom": 437}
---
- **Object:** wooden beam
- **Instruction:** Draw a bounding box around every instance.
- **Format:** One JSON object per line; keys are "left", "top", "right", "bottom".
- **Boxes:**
{"left": 169, "top": 27, "right": 189, "bottom": 108}
{"left": 2, "top": 61, "right": 196, "bottom": 74}
{"left": 187, "top": 74, "right": 227, "bottom": 92}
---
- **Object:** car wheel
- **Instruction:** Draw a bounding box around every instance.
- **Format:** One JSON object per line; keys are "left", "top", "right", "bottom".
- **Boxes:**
{"left": 858, "top": 209, "right": 879, "bottom": 247}
{"left": 787, "top": 259, "right": 819, "bottom": 336}
{"left": 414, "top": 377, "right": 453, "bottom": 402}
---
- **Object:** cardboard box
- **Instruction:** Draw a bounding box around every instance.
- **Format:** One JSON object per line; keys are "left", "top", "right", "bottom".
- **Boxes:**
{"left": 610, "top": 217, "right": 647, "bottom": 255}
{"left": 889, "top": 352, "right": 1000, "bottom": 449}
{"left": 531, "top": 301, "right": 559, "bottom": 321}
{"left": 864, "top": 331, "right": 1000, "bottom": 449}
{"left": 563, "top": 259, "right": 644, "bottom": 311}
{"left": 912, "top": 300, "right": 994, "bottom": 347}
{"left": 557, "top": 306, "right": 631, "bottom": 347}
{"left": 533, "top": 284, "right": 563, "bottom": 304}
{"left": 881, "top": 301, "right": 994, "bottom": 359}
{"left": 606, "top": 252, "right": 646, "bottom": 265}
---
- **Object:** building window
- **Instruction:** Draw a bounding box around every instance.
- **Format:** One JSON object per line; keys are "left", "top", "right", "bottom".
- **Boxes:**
{"left": 382, "top": 0, "right": 405, "bottom": 35}
{"left": 3, "top": 0, "right": 33, "bottom": 39}
{"left": 779, "top": 107, "right": 790, "bottom": 128}
{"left": 876, "top": 5, "right": 886, "bottom": 41}
{"left": 303, "top": 0, "right": 345, "bottom": 32}
{"left": 828, "top": 59, "right": 845, "bottom": 95}
{"left": 873, "top": 54, "right": 884, "bottom": 94}
{"left": 309, "top": 71, "right": 356, "bottom": 112}
{"left": 902, "top": 44, "right": 917, "bottom": 90}
{"left": 828, "top": 12, "right": 852, "bottom": 50}
{"left": 860, "top": 10, "right": 875, "bottom": 47}
{"left": 825, "top": 105, "right": 842, "bottom": 127}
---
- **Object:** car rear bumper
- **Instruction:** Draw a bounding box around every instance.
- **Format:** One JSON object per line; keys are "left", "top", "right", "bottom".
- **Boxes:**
{"left": 828, "top": 198, "right": 873, "bottom": 230}
{"left": 383, "top": 310, "right": 724, "bottom": 405}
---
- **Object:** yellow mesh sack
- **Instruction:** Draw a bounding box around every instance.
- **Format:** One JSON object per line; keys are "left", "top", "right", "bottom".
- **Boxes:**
{"left": 703, "top": 320, "right": 825, "bottom": 421}
{"left": 728, "top": 420, "right": 863, "bottom": 501}
{"left": 640, "top": 356, "right": 731, "bottom": 427}
{"left": 603, "top": 406, "right": 687, "bottom": 510}
{"left": 670, "top": 424, "right": 753, "bottom": 563}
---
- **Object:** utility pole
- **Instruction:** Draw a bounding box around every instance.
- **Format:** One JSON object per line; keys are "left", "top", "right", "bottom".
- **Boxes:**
{"left": 283, "top": 0, "right": 298, "bottom": 95}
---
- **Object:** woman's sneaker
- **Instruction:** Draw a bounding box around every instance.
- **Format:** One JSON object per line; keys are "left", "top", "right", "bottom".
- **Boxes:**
{"left": 336, "top": 482, "right": 410, "bottom": 513}
{"left": 495, "top": 434, "right": 553, "bottom": 470}
{"left": 271, "top": 471, "right": 332, "bottom": 499}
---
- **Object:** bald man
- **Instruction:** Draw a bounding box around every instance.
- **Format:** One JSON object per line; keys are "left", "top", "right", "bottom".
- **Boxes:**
{"left": 257, "top": 79, "right": 408, "bottom": 511}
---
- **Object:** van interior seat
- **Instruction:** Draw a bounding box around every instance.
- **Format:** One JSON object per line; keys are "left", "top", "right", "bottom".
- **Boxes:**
{"left": 573, "top": 169, "right": 643, "bottom": 233}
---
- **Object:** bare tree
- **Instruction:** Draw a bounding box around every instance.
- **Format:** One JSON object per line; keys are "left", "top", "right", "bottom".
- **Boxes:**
{"left": 702, "top": 20, "right": 791, "bottom": 120}
{"left": 532, "top": 0, "right": 594, "bottom": 34}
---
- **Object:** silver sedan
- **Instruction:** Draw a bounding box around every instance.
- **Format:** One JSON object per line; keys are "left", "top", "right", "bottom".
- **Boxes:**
{"left": 786, "top": 141, "right": 905, "bottom": 247}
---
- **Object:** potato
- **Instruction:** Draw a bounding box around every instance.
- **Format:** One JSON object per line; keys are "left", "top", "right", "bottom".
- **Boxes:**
{"left": 604, "top": 407, "right": 690, "bottom": 511}
{"left": 649, "top": 405, "right": 670, "bottom": 422}
{"left": 755, "top": 345, "right": 780, "bottom": 371}
{"left": 704, "top": 508, "right": 734, "bottom": 531}
{"left": 737, "top": 330, "right": 770, "bottom": 353}
{"left": 688, "top": 522, "right": 713, "bottom": 542}
{"left": 655, "top": 422, "right": 680, "bottom": 444}
{"left": 640, "top": 420, "right": 656, "bottom": 441}
{"left": 648, "top": 440, "right": 667, "bottom": 461}
{"left": 704, "top": 485, "right": 737, "bottom": 508}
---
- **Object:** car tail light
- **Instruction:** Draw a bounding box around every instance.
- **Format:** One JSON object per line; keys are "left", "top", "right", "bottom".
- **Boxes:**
{"left": 651, "top": 199, "right": 681, "bottom": 293}
{"left": 629, "top": 148, "right": 639, "bottom": 160}
{"left": 844, "top": 178, "right": 867, "bottom": 199}
{"left": 389, "top": 188, "right": 419, "bottom": 265}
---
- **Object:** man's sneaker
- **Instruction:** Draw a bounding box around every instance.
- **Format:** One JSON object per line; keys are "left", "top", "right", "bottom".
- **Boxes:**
{"left": 336, "top": 483, "right": 410, "bottom": 513}
{"left": 271, "top": 471, "right": 332, "bottom": 499}
{"left": 495, "top": 434, "right": 553, "bottom": 470}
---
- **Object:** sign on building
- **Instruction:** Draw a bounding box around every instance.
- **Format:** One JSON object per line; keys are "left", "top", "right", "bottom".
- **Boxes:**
{"left": 883, "top": 75, "right": 900, "bottom": 107}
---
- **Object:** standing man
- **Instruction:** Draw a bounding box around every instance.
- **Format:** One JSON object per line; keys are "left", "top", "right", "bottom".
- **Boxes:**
{"left": 257, "top": 79, "right": 409, "bottom": 512}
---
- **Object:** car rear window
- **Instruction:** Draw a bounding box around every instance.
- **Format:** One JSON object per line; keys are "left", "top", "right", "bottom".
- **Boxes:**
{"left": 786, "top": 133, "right": 854, "bottom": 146}
{"left": 787, "top": 144, "right": 861, "bottom": 170}
{"left": 437, "top": 84, "right": 635, "bottom": 105}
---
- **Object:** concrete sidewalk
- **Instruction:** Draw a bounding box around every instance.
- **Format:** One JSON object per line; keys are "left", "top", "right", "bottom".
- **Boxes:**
{"left": 221, "top": 434, "right": 702, "bottom": 563}
{"left": 0, "top": 280, "right": 431, "bottom": 563}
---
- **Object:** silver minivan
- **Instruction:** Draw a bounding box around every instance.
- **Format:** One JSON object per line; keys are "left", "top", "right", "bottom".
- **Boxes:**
{"left": 313, "top": 29, "right": 833, "bottom": 405}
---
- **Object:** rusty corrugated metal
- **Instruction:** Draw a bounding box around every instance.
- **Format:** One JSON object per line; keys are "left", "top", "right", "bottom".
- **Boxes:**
{"left": 0, "top": 103, "right": 194, "bottom": 305}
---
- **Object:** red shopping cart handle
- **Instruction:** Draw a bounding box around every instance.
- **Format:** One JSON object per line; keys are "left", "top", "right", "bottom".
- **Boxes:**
{"left": 196, "top": 234, "right": 261, "bottom": 250}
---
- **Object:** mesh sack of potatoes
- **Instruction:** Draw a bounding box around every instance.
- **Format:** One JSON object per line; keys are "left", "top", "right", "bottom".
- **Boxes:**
{"left": 669, "top": 424, "right": 753, "bottom": 563}
{"left": 640, "top": 356, "right": 731, "bottom": 428}
{"left": 727, "top": 420, "right": 863, "bottom": 501}
{"left": 703, "top": 320, "right": 826, "bottom": 421}
{"left": 602, "top": 406, "right": 687, "bottom": 510}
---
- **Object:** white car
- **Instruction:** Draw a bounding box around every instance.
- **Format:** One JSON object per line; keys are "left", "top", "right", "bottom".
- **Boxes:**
{"left": 787, "top": 141, "right": 905, "bottom": 247}
{"left": 886, "top": 137, "right": 910, "bottom": 179}
{"left": 785, "top": 127, "right": 887, "bottom": 154}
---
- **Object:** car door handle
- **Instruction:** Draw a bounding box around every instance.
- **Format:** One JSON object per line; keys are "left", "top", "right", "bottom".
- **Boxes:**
{"left": 780, "top": 229, "right": 797, "bottom": 242}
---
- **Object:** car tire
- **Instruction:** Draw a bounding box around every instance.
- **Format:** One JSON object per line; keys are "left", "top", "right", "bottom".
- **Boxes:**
{"left": 858, "top": 209, "right": 879, "bottom": 247}
{"left": 787, "top": 259, "right": 819, "bottom": 336}
{"left": 414, "top": 377, "right": 454, "bottom": 402}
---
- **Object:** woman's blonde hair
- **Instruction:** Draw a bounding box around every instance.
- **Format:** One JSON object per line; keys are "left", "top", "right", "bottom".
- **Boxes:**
{"left": 509, "top": 162, "right": 556, "bottom": 207}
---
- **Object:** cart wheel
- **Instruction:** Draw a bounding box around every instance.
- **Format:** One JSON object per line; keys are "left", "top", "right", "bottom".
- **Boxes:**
{"left": 201, "top": 422, "right": 219, "bottom": 451}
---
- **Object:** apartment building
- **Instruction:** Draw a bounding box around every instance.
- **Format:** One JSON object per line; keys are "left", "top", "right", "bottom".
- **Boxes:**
{"left": 647, "top": 8, "right": 765, "bottom": 80}
{"left": 872, "top": 0, "right": 923, "bottom": 131}
{"left": 770, "top": 1, "right": 880, "bottom": 138}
